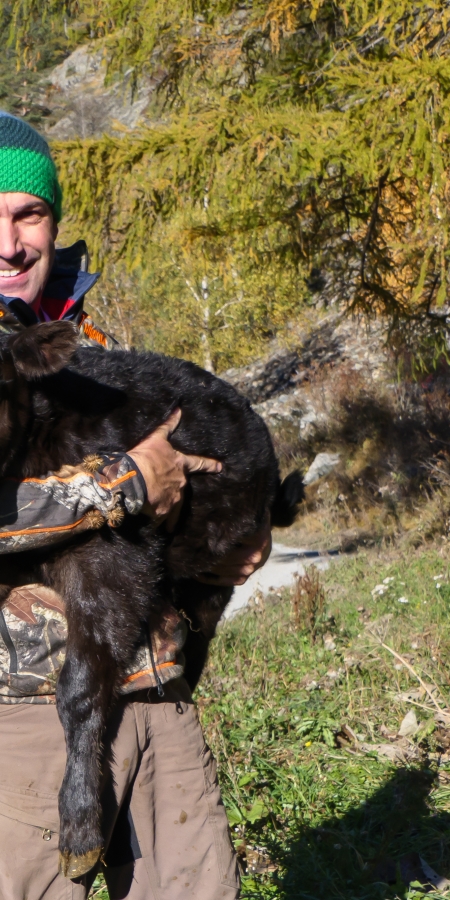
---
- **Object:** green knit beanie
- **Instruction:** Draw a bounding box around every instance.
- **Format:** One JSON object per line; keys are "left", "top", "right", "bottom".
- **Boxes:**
{"left": 0, "top": 112, "right": 62, "bottom": 221}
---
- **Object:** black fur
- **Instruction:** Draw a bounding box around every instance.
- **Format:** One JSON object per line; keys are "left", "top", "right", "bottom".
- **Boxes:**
{"left": 0, "top": 318, "right": 304, "bottom": 872}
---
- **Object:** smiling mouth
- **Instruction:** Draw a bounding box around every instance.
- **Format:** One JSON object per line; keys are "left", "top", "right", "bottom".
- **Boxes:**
{"left": 0, "top": 266, "right": 30, "bottom": 278}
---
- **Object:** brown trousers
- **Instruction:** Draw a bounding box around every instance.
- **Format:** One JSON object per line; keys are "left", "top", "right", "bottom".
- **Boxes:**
{"left": 0, "top": 678, "right": 239, "bottom": 900}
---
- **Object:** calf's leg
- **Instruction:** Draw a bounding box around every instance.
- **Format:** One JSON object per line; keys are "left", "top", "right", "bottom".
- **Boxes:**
{"left": 56, "top": 628, "right": 117, "bottom": 878}
{"left": 52, "top": 536, "right": 159, "bottom": 879}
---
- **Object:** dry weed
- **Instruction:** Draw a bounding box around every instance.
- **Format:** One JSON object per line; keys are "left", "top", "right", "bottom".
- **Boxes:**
{"left": 291, "top": 565, "right": 325, "bottom": 642}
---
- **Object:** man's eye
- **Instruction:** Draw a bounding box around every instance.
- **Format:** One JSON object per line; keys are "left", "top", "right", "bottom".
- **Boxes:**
{"left": 16, "top": 208, "right": 45, "bottom": 223}
{"left": 20, "top": 213, "right": 42, "bottom": 223}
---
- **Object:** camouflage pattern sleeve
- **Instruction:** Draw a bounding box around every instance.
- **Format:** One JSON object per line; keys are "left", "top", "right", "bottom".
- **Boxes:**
{"left": 0, "top": 456, "right": 146, "bottom": 553}
{"left": 0, "top": 586, "right": 186, "bottom": 704}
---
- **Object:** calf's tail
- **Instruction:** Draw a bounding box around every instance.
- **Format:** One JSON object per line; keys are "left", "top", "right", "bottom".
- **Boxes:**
{"left": 271, "top": 470, "right": 304, "bottom": 528}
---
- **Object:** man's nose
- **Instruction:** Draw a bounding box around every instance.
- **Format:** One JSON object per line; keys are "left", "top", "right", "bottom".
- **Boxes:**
{"left": 0, "top": 218, "right": 23, "bottom": 260}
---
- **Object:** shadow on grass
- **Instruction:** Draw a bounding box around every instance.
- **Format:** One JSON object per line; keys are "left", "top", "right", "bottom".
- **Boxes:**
{"left": 262, "top": 766, "right": 450, "bottom": 900}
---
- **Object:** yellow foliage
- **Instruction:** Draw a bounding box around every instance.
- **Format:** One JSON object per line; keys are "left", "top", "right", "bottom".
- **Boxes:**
{"left": 6, "top": 0, "right": 450, "bottom": 369}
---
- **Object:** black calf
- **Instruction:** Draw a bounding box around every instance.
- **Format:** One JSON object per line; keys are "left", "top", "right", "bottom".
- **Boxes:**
{"left": 0, "top": 316, "right": 303, "bottom": 877}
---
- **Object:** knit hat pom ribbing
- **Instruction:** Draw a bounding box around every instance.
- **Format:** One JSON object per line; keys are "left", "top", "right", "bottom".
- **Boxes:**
{"left": 0, "top": 113, "right": 62, "bottom": 221}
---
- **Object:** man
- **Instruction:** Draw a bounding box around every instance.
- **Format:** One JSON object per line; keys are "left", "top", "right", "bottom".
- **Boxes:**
{"left": 0, "top": 112, "right": 271, "bottom": 900}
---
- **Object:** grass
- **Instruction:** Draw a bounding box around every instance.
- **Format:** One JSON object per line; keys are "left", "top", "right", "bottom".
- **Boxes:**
{"left": 90, "top": 542, "right": 450, "bottom": 899}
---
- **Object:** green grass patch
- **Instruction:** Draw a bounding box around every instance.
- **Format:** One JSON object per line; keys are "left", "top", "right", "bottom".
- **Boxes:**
{"left": 90, "top": 545, "right": 450, "bottom": 899}
{"left": 197, "top": 546, "right": 450, "bottom": 899}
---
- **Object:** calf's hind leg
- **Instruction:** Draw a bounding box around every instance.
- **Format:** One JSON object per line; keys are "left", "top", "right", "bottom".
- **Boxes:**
{"left": 52, "top": 535, "right": 158, "bottom": 877}
{"left": 56, "top": 624, "right": 118, "bottom": 878}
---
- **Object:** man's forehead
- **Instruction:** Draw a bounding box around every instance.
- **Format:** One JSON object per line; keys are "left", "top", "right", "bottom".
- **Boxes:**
{"left": 0, "top": 192, "right": 50, "bottom": 215}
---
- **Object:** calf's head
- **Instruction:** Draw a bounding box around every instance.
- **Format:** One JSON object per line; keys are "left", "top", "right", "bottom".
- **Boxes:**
{"left": 0, "top": 321, "right": 78, "bottom": 473}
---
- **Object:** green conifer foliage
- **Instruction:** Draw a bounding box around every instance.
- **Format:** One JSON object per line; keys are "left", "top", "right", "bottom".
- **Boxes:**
{"left": 7, "top": 1, "right": 450, "bottom": 368}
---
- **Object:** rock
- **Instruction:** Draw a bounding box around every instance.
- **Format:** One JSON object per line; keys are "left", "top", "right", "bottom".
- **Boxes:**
{"left": 253, "top": 392, "right": 305, "bottom": 423}
{"left": 222, "top": 313, "right": 390, "bottom": 409}
{"left": 219, "top": 311, "right": 393, "bottom": 437}
{"left": 42, "top": 45, "right": 164, "bottom": 139}
{"left": 343, "top": 654, "right": 358, "bottom": 667}
{"left": 323, "top": 633, "right": 337, "bottom": 651}
{"left": 223, "top": 319, "right": 345, "bottom": 404}
{"left": 398, "top": 709, "right": 419, "bottom": 737}
{"left": 48, "top": 46, "right": 104, "bottom": 93}
{"left": 325, "top": 668, "right": 343, "bottom": 680}
{"left": 299, "top": 409, "right": 320, "bottom": 431}
{"left": 303, "top": 453, "right": 341, "bottom": 486}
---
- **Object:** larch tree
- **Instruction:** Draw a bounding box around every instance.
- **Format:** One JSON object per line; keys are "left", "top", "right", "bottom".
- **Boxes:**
{"left": 5, "top": 0, "right": 450, "bottom": 370}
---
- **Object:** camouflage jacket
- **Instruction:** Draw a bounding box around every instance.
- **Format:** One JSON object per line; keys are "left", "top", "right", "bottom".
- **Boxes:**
{"left": 0, "top": 241, "right": 185, "bottom": 704}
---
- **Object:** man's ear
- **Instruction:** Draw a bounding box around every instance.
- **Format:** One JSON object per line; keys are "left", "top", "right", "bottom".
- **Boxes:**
{"left": 8, "top": 322, "right": 78, "bottom": 379}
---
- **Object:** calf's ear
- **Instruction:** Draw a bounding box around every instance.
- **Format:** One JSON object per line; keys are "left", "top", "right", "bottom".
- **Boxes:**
{"left": 8, "top": 322, "right": 78, "bottom": 379}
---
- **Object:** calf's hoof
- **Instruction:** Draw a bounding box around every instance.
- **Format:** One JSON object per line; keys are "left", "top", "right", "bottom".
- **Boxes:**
{"left": 58, "top": 846, "right": 102, "bottom": 878}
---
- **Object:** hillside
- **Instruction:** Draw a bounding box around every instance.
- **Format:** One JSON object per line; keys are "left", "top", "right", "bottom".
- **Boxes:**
{"left": 221, "top": 308, "right": 450, "bottom": 553}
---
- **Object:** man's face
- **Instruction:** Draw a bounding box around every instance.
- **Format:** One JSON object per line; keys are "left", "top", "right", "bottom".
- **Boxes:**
{"left": 0, "top": 192, "right": 58, "bottom": 307}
